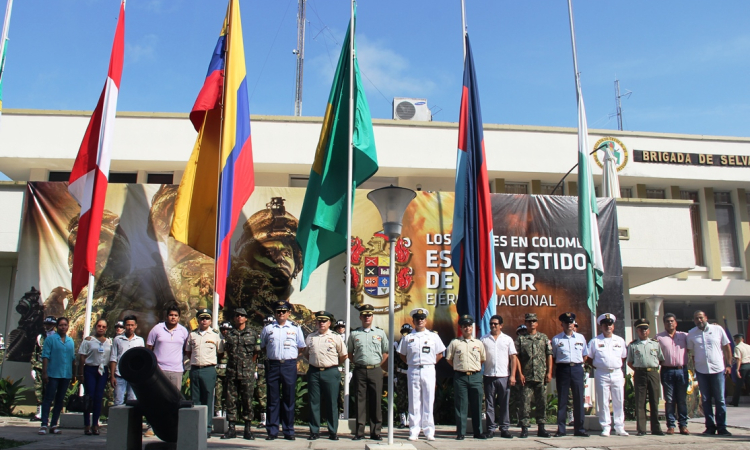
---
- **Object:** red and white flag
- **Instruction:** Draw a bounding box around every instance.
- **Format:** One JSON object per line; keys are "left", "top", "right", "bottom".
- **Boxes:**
{"left": 68, "top": 1, "right": 125, "bottom": 300}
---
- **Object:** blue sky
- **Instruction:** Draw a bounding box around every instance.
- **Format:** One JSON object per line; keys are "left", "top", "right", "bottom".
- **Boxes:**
{"left": 2, "top": 0, "right": 749, "bottom": 137}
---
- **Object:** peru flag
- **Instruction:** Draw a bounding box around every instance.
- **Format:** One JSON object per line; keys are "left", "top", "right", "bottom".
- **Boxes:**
{"left": 68, "top": 1, "right": 125, "bottom": 300}
{"left": 451, "top": 34, "right": 497, "bottom": 338}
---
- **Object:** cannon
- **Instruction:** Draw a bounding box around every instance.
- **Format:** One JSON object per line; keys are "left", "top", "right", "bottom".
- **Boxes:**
{"left": 119, "top": 347, "right": 192, "bottom": 443}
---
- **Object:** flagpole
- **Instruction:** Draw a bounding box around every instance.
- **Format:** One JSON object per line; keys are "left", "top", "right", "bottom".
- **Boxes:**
{"left": 460, "top": 0, "right": 467, "bottom": 59}
{"left": 83, "top": 273, "right": 94, "bottom": 339}
{"left": 0, "top": 0, "right": 14, "bottom": 118}
{"left": 343, "top": 0, "right": 355, "bottom": 424}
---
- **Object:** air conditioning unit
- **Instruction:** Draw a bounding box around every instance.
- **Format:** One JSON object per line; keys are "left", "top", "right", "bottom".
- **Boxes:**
{"left": 392, "top": 97, "right": 431, "bottom": 121}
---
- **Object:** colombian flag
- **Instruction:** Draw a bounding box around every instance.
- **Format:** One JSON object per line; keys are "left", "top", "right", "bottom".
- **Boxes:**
{"left": 171, "top": 0, "right": 254, "bottom": 305}
{"left": 452, "top": 34, "right": 497, "bottom": 338}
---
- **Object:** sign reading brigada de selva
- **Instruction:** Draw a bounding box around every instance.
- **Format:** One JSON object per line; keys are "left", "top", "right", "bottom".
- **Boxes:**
{"left": 634, "top": 149, "right": 750, "bottom": 167}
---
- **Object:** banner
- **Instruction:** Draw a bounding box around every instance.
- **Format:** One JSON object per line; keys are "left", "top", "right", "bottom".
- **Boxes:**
{"left": 4, "top": 183, "right": 622, "bottom": 364}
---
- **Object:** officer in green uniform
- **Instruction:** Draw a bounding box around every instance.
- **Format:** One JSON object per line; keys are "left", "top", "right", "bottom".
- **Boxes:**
{"left": 221, "top": 308, "right": 260, "bottom": 441}
{"left": 395, "top": 324, "right": 412, "bottom": 429}
{"left": 215, "top": 321, "right": 232, "bottom": 417}
{"left": 510, "top": 324, "right": 527, "bottom": 427}
{"left": 254, "top": 315, "right": 273, "bottom": 427}
{"left": 446, "top": 315, "right": 486, "bottom": 440}
{"left": 348, "top": 304, "right": 389, "bottom": 440}
{"left": 514, "top": 313, "right": 553, "bottom": 438}
{"left": 332, "top": 319, "right": 347, "bottom": 417}
{"left": 627, "top": 318, "right": 665, "bottom": 436}
{"left": 304, "top": 311, "right": 348, "bottom": 440}
{"left": 31, "top": 316, "right": 57, "bottom": 420}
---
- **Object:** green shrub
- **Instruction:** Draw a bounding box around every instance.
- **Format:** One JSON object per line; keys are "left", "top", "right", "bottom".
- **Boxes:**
{"left": 0, "top": 377, "right": 32, "bottom": 416}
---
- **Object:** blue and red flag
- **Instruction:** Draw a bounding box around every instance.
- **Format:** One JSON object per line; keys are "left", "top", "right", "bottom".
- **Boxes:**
{"left": 171, "top": 0, "right": 254, "bottom": 306}
{"left": 451, "top": 34, "right": 497, "bottom": 338}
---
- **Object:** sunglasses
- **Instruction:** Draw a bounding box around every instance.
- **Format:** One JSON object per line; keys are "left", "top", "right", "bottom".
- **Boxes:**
{"left": 199, "top": 317, "right": 211, "bottom": 320}
{"left": 361, "top": 313, "right": 373, "bottom": 317}
{"left": 234, "top": 314, "right": 246, "bottom": 317}
{"left": 316, "top": 319, "right": 330, "bottom": 323}
{"left": 490, "top": 322, "right": 501, "bottom": 326}
{"left": 638, "top": 327, "right": 650, "bottom": 331}
{"left": 275, "top": 310, "right": 289, "bottom": 314}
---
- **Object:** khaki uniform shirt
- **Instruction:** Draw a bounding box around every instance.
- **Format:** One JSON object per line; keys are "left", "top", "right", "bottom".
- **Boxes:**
{"left": 734, "top": 342, "right": 750, "bottom": 364}
{"left": 627, "top": 338, "right": 664, "bottom": 368}
{"left": 446, "top": 337, "right": 485, "bottom": 372}
{"left": 185, "top": 328, "right": 224, "bottom": 366}
{"left": 306, "top": 329, "right": 347, "bottom": 368}
{"left": 347, "top": 327, "right": 389, "bottom": 366}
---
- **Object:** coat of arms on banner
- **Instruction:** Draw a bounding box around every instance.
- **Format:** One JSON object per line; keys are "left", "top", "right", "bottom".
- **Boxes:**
{"left": 350, "top": 232, "right": 413, "bottom": 313}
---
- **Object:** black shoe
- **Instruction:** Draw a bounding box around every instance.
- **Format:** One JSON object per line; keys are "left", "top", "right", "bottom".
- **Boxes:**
{"left": 284, "top": 435, "right": 295, "bottom": 440}
{"left": 702, "top": 429, "right": 717, "bottom": 435}
{"left": 456, "top": 435, "right": 465, "bottom": 440}
{"left": 484, "top": 430, "right": 494, "bottom": 439}
{"left": 500, "top": 430, "right": 512, "bottom": 439}
{"left": 266, "top": 435, "right": 277, "bottom": 440}
{"left": 397, "top": 423, "right": 407, "bottom": 429}
{"left": 329, "top": 433, "right": 339, "bottom": 441}
{"left": 554, "top": 432, "right": 567, "bottom": 437}
{"left": 243, "top": 428, "right": 255, "bottom": 440}
{"left": 636, "top": 431, "right": 646, "bottom": 436}
{"left": 537, "top": 425, "right": 551, "bottom": 438}
{"left": 717, "top": 429, "right": 733, "bottom": 436}
{"left": 520, "top": 427, "right": 529, "bottom": 438}
{"left": 352, "top": 435, "right": 364, "bottom": 441}
{"left": 652, "top": 430, "right": 665, "bottom": 436}
{"left": 221, "top": 424, "right": 236, "bottom": 440}
{"left": 473, "top": 434, "right": 486, "bottom": 439}
{"left": 574, "top": 431, "right": 589, "bottom": 437}
{"left": 728, "top": 403, "right": 739, "bottom": 407}
{"left": 370, "top": 434, "right": 382, "bottom": 441}
{"left": 307, "top": 433, "right": 319, "bottom": 440}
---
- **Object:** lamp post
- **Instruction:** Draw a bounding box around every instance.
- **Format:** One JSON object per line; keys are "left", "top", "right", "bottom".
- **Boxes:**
{"left": 645, "top": 296, "right": 664, "bottom": 334}
{"left": 367, "top": 186, "right": 416, "bottom": 446}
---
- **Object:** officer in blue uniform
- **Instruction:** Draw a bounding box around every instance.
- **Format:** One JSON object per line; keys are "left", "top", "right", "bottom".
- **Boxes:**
{"left": 260, "top": 300, "right": 306, "bottom": 441}
{"left": 550, "top": 312, "right": 589, "bottom": 437}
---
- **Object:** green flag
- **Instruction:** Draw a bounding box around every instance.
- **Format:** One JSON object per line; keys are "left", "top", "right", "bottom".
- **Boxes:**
{"left": 297, "top": 9, "right": 378, "bottom": 290}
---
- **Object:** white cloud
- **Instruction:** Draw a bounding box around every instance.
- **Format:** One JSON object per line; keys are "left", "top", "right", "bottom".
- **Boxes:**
{"left": 126, "top": 34, "right": 158, "bottom": 64}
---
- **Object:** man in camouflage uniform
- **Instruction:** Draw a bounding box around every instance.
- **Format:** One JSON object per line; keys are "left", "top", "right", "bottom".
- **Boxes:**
{"left": 254, "top": 315, "right": 274, "bottom": 427}
{"left": 215, "top": 321, "right": 232, "bottom": 417}
{"left": 395, "top": 324, "right": 412, "bottom": 428}
{"left": 514, "top": 313, "right": 552, "bottom": 438}
{"left": 510, "top": 324, "right": 527, "bottom": 427}
{"left": 332, "top": 320, "right": 347, "bottom": 418}
{"left": 31, "top": 316, "right": 57, "bottom": 420}
{"left": 221, "top": 308, "right": 260, "bottom": 440}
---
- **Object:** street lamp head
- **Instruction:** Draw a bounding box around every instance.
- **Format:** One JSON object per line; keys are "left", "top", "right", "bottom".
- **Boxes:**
{"left": 367, "top": 186, "right": 416, "bottom": 239}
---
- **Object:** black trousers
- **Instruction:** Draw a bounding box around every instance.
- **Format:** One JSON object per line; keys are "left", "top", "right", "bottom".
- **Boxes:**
{"left": 353, "top": 366, "right": 383, "bottom": 436}
{"left": 555, "top": 363, "right": 585, "bottom": 434}
{"left": 634, "top": 369, "right": 661, "bottom": 433}
{"left": 266, "top": 359, "right": 297, "bottom": 437}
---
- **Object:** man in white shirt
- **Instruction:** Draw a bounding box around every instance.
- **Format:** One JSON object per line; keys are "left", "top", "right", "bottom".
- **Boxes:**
{"left": 480, "top": 314, "right": 517, "bottom": 439}
{"left": 109, "top": 315, "right": 145, "bottom": 405}
{"left": 585, "top": 313, "right": 628, "bottom": 437}
{"left": 730, "top": 333, "right": 750, "bottom": 407}
{"left": 686, "top": 310, "right": 732, "bottom": 436}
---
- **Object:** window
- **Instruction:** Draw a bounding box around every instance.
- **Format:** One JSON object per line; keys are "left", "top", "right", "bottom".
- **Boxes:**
{"left": 715, "top": 192, "right": 739, "bottom": 267}
{"left": 646, "top": 188, "right": 666, "bottom": 199}
{"left": 48, "top": 171, "right": 71, "bottom": 182}
{"left": 681, "top": 190, "right": 704, "bottom": 266}
{"left": 595, "top": 186, "right": 601, "bottom": 197}
{"left": 541, "top": 184, "right": 561, "bottom": 195}
{"left": 620, "top": 187, "right": 633, "bottom": 198}
{"left": 147, "top": 173, "right": 174, "bottom": 184}
{"left": 737, "top": 301, "right": 750, "bottom": 338}
{"left": 505, "top": 182, "right": 528, "bottom": 194}
{"left": 631, "top": 301, "right": 646, "bottom": 327}
{"left": 289, "top": 175, "right": 308, "bottom": 188}
{"left": 109, "top": 172, "right": 138, "bottom": 184}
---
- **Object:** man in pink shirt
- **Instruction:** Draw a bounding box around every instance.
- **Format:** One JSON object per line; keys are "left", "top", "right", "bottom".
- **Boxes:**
{"left": 655, "top": 313, "right": 689, "bottom": 435}
{"left": 146, "top": 304, "right": 189, "bottom": 391}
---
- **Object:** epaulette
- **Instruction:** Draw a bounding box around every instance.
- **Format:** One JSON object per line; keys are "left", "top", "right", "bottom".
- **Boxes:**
{"left": 650, "top": 338, "right": 658, "bottom": 342}
{"left": 432, "top": 330, "right": 438, "bottom": 334}
{"left": 375, "top": 327, "right": 382, "bottom": 330}
{"left": 289, "top": 320, "right": 298, "bottom": 327}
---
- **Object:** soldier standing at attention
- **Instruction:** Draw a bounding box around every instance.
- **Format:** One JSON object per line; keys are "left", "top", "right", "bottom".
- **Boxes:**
{"left": 627, "top": 318, "right": 665, "bottom": 436}
{"left": 515, "top": 313, "right": 552, "bottom": 438}
{"left": 185, "top": 309, "right": 223, "bottom": 438}
{"left": 551, "top": 312, "right": 589, "bottom": 438}
{"left": 304, "top": 311, "right": 347, "bottom": 440}
{"left": 31, "top": 316, "right": 57, "bottom": 420}
{"left": 399, "top": 308, "right": 446, "bottom": 442}
{"left": 395, "top": 324, "right": 412, "bottom": 429}
{"left": 446, "top": 315, "right": 486, "bottom": 440}
{"left": 332, "top": 319, "right": 347, "bottom": 420}
{"left": 510, "top": 324, "right": 527, "bottom": 428}
{"left": 221, "top": 308, "right": 260, "bottom": 440}
{"left": 348, "top": 304, "right": 389, "bottom": 441}
{"left": 261, "top": 300, "right": 306, "bottom": 441}
{"left": 255, "top": 315, "right": 274, "bottom": 427}
{"left": 214, "top": 321, "right": 232, "bottom": 417}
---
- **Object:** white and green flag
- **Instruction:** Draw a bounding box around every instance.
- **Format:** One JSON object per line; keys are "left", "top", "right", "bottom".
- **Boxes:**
{"left": 575, "top": 77, "right": 604, "bottom": 313}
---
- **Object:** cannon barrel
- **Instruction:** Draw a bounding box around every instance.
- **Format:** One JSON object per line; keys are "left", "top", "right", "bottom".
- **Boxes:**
{"left": 119, "top": 347, "right": 185, "bottom": 443}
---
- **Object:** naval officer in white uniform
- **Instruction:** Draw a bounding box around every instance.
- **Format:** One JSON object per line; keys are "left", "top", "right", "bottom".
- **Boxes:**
{"left": 398, "top": 308, "right": 446, "bottom": 441}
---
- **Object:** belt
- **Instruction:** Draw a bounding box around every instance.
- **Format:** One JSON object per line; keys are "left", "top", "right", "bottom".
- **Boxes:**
{"left": 410, "top": 364, "right": 435, "bottom": 369}
{"left": 217, "top": 364, "right": 227, "bottom": 369}
{"left": 635, "top": 367, "right": 658, "bottom": 372}
{"left": 596, "top": 367, "right": 619, "bottom": 373}
{"left": 191, "top": 364, "right": 216, "bottom": 369}
{"left": 270, "top": 359, "right": 297, "bottom": 364}
{"left": 309, "top": 365, "right": 336, "bottom": 371}
{"left": 661, "top": 365, "right": 684, "bottom": 370}
{"left": 556, "top": 362, "right": 583, "bottom": 367}
{"left": 456, "top": 371, "right": 479, "bottom": 376}
{"left": 355, "top": 364, "right": 378, "bottom": 369}
{"left": 397, "top": 368, "right": 408, "bottom": 375}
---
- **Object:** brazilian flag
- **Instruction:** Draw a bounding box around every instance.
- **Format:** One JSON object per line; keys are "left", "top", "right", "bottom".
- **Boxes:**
{"left": 297, "top": 7, "right": 378, "bottom": 290}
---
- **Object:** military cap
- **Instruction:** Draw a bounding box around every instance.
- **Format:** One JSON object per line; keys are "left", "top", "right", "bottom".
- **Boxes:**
{"left": 400, "top": 323, "right": 413, "bottom": 335}
{"left": 220, "top": 321, "right": 233, "bottom": 330}
{"left": 274, "top": 300, "right": 292, "bottom": 311}
{"left": 263, "top": 315, "right": 274, "bottom": 324}
{"left": 559, "top": 312, "right": 576, "bottom": 323}
{"left": 410, "top": 308, "right": 429, "bottom": 319}
{"left": 197, "top": 308, "right": 212, "bottom": 318}
{"left": 516, "top": 324, "right": 527, "bottom": 332}
{"left": 234, "top": 308, "right": 248, "bottom": 316}
{"left": 114, "top": 321, "right": 125, "bottom": 328}
{"left": 315, "top": 310, "right": 334, "bottom": 321}
{"left": 734, "top": 333, "right": 745, "bottom": 339}
{"left": 333, "top": 320, "right": 346, "bottom": 329}
{"left": 358, "top": 304, "right": 375, "bottom": 314}
{"left": 634, "top": 318, "right": 650, "bottom": 329}
{"left": 458, "top": 315, "right": 474, "bottom": 326}
{"left": 524, "top": 313, "right": 537, "bottom": 321}
{"left": 44, "top": 316, "right": 57, "bottom": 325}
{"left": 597, "top": 313, "right": 616, "bottom": 325}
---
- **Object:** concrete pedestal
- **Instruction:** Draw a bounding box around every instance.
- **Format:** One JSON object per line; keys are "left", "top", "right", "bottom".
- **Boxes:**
{"left": 584, "top": 414, "right": 602, "bottom": 431}
{"left": 106, "top": 406, "right": 142, "bottom": 450}
{"left": 212, "top": 416, "right": 227, "bottom": 434}
{"left": 59, "top": 412, "right": 84, "bottom": 428}
{"left": 176, "top": 405, "right": 207, "bottom": 450}
{"left": 466, "top": 417, "right": 487, "bottom": 434}
{"left": 337, "top": 418, "right": 357, "bottom": 434}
